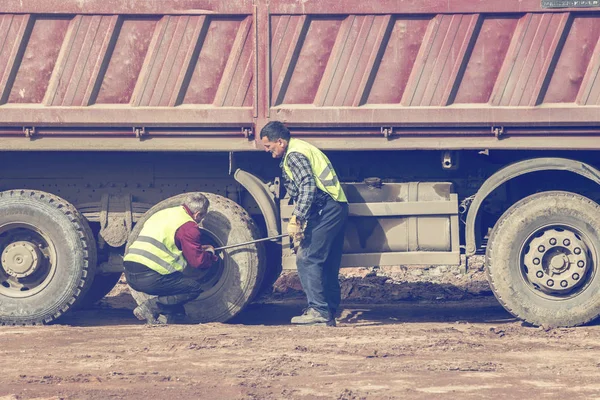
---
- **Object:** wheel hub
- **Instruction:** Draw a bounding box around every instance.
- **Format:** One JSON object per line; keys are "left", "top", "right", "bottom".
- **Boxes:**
{"left": 549, "top": 254, "right": 569, "bottom": 273}
{"left": 1, "top": 241, "right": 42, "bottom": 278}
{"left": 524, "top": 229, "right": 590, "bottom": 294}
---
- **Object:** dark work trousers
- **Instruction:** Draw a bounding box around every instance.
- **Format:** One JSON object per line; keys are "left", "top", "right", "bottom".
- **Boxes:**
{"left": 124, "top": 261, "right": 202, "bottom": 314}
{"left": 296, "top": 197, "right": 349, "bottom": 319}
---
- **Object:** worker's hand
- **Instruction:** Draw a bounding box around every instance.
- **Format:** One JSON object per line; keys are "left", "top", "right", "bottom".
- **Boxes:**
{"left": 287, "top": 216, "right": 305, "bottom": 253}
{"left": 202, "top": 245, "right": 215, "bottom": 255}
{"left": 202, "top": 245, "right": 220, "bottom": 263}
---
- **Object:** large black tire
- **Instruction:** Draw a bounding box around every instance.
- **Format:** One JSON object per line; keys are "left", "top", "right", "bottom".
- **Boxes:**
{"left": 126, "top": 193, "right": 265, "bottom": 323}
{"left": 257, "top": 241, "right": 283, "bottom": 296}
{"left": 79, "top": 273, "right": 122, "bottom": 307}
{"left": 0, "top": 190, "right": 97, "bottom": 325}
{"left": 486, "top": 191, "right": 600, "bottom": 328}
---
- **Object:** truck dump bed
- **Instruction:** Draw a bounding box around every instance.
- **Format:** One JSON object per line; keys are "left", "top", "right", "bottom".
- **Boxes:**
{"left": 1, "top": 0, "right": 599, "bottom": 150}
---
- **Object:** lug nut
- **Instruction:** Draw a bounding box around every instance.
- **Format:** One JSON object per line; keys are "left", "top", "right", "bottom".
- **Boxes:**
{"left": 563, "top": 239, "right": 571, "bottom": 246}
{"left": 549, "top": 238, "right": 557, "bottom": 245}
{"left": 578, "top": 260, "right": 585, "bottom": 268}
{"left": 547, "top": 279, "right": 555, "bottom": 287}
{"left": 572, "top": 273, "right": 580, "bottom": 281}
{"left": 538, "top": 245, "right": 546, "bottom": 252}
{"left": 533, "top": 258, "right": 541, "bottom": 265}
{"left": 536, "top": 271, "right": 544, "bottom": 278}
{"left": 560, "top": 280, "right": 568, "bottom": 288}
{"left": 574, "top": 248, "right": 581, "bottom": 255}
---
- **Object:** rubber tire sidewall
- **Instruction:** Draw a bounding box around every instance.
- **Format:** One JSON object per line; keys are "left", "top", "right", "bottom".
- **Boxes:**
{"left": 486, "top": 191, "right": 600, "bottom": 327}
{"left": 79, "top": 272, "right": 122, "bottom": 308}
{"left": 0, "top": 190, "right": 93, "bottom": 324}
{"left": 126, "top": 193, "right": 265, "bottom": 323}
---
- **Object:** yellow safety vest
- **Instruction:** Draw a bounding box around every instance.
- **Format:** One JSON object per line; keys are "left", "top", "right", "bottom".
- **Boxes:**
{"left": 283, "top": 138, "right": 347, "bottom": 202}
{"left": 124, "top": 206, "right": 195, "bottom": 275}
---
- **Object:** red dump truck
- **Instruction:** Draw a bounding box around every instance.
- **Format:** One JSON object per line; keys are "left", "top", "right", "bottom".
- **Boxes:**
{"left": 1, "top": 0, "right": 600, "bottom": 327}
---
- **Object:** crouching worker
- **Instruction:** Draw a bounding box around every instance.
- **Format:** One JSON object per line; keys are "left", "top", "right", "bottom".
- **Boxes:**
{"left": 123, "top": 193, "right": 218, "bottom": 324}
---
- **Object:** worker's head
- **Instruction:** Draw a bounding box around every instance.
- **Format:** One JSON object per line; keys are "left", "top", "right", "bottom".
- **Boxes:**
{"left": 184, "top": 193, "right": 210, "bottom": 223}
{"left": 260, "top": 121, "right": 290, "bottom": 159}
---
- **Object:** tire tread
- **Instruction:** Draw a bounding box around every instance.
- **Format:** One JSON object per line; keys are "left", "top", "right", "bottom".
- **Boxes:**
{"left": 486, "top": 191, "right": 600, "bottom": 327}
{"left": 0, "top": 190, "right": 95, "bottom": 325}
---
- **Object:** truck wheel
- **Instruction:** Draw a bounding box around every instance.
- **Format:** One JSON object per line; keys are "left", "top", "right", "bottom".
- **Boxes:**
{"left": 486, "top": 191, "right": 600, "bottom": 327}
{"left": 0, "top": 190, "right": 96, "bottom": 325}
{"left": 79, "top": 273, "right": 122, "bottom": 307}
{"left": 126, "top": 193, "right": 265, "bottom": 323}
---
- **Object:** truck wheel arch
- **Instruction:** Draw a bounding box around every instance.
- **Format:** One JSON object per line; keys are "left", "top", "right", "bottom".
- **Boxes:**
{"left": 233, "top": 169, "right": 280, "bottom": 237}
{"left": 465, "top": 158, "right": 600, "bottom": 256}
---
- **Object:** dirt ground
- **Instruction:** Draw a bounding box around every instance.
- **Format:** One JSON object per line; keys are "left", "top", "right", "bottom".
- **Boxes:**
{"left": 1, "top": 262, "right": 600, "bottom": 400}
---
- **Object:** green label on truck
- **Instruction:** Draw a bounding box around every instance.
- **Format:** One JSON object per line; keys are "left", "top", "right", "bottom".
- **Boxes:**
{"left": 542, "top": 0, "right": 600, "bottom": 7}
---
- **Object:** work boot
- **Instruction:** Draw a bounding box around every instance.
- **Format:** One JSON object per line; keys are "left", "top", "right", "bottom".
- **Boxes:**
{"left": 329, "top": 308, "right": 341, "bottom": 327}
{"left": 156, "top": 304, "right": 192, "bottom": 325}
{"left": 156, "top": 313, "right": 175, "bottom": 324}
{"left": 158, "top": 308, "right": 191, "bottom": 325}
{"left": 133, "top": 298, "right": 160, "bottom": 324}
{"left": 165, "top": 304, "right": 186, "bottom": 316}
{"left": 291, "top": 308, "right": 335, "bottom": 327}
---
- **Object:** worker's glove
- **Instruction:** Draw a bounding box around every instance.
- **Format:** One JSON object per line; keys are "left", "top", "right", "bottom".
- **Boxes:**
{"left": 202, "top": 245, "right": 219, "bottom": 262}
{"left": 287, "top": 216, "right": 306, "bottom": 253}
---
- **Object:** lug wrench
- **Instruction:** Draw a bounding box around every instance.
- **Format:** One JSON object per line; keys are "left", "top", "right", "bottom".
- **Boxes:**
{"left": 213, "top": 234, "right": 287, "bottom": 253}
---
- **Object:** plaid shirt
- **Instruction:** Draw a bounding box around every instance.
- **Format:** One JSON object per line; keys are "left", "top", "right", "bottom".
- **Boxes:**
{"left": 280, "top": 152, "right": 330, "bottom": 222}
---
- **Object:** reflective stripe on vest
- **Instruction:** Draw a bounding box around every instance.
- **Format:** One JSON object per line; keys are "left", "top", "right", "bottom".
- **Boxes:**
{"left": 124, "top": 206, "right": 195, "bottom": 275}
{"left": 283, "top": 138, "right": 347, "bottom": 202}
{"left": 319, "top": 165, "right": 339, "bottom": 187}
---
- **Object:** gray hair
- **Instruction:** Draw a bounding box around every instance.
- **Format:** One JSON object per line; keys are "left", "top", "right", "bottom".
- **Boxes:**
{"left": 183, "top": 193, "right": 209, "bottom": 214}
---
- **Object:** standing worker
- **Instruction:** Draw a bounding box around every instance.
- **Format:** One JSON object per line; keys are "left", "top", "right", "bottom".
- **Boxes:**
{"left": 260, "top": 121, "right": 349, "bottom": 327}
{"left": 123, "top": 193, "right": 218, "bottom": 324}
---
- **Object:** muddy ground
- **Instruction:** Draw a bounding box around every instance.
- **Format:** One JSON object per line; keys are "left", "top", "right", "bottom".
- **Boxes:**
{"left": 1, "top": 259, "right": 600, "bottom": 400}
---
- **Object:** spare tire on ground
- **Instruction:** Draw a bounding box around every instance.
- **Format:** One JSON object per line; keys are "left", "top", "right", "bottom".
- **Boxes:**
{"left": 126, "top": 192, "right": 266, "bottom": 323}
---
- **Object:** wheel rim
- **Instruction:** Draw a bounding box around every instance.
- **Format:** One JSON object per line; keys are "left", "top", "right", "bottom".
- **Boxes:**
{"left": 0, "top": 223, "right": 57, "bottom": 298}
{"left": 182, "top": 227, "right": 227, "bottom": 297}
{"left": 521, "top": 224, "right": 596, "bottom": 299}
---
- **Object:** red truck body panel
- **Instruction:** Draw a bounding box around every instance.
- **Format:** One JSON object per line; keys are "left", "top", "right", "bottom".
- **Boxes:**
{"left": 1, "top": 0, "right": 600, "bottom": 150}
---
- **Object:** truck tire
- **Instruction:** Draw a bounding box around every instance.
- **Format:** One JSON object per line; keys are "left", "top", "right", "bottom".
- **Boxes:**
{"left": 126, "top": 193, "right": 265, "bottom": 323}
{"left": 0, "top": 190, "right": 96, "bottom": 325}
{"left": 79, "top": 273, "right": 122, "bottom": 307}
{"left": 486, "top": 191, "right": 600, "bottom": 328}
